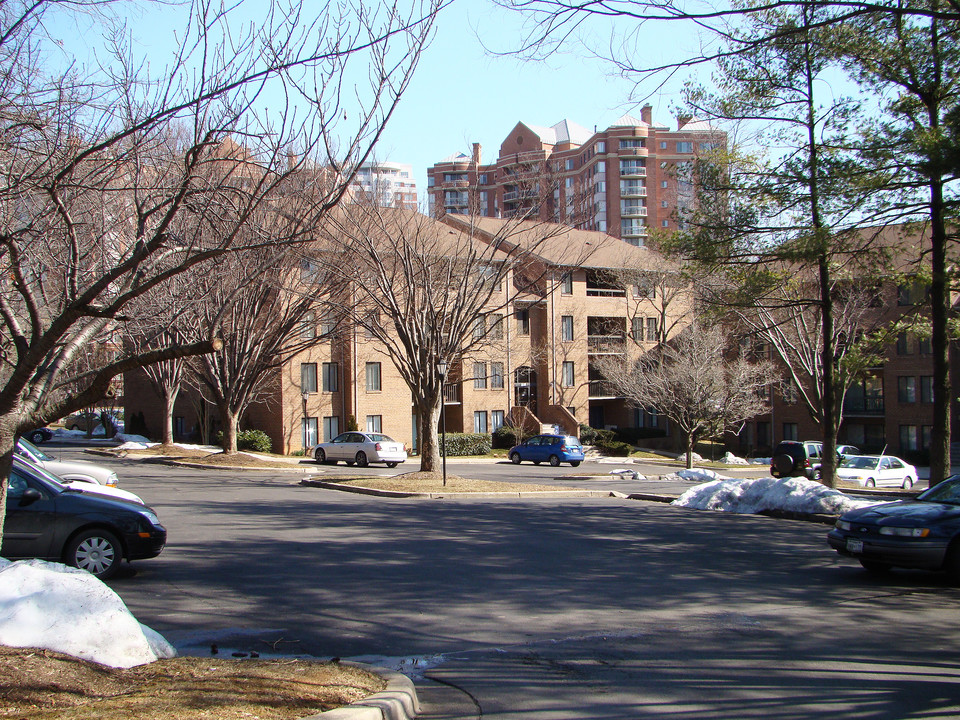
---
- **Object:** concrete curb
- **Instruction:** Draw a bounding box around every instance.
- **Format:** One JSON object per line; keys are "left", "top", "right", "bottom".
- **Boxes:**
{"left": 86, "top": 449, "right": 314, "bottom": 473}
{"left": 304, "top": 663, "right": 419, "bottom": 720}
{"left": 299, "top": 478, "right": 618, "bottom": 499}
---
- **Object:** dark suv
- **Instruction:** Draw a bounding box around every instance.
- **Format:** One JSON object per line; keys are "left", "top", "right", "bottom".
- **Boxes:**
{"left": 770, "top": 441, "right": 823, "bottom": 480}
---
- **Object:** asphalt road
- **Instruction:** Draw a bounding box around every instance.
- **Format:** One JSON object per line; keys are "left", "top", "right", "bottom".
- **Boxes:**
{"left": 44, "top": 447, "right": 960, "bottom": 719}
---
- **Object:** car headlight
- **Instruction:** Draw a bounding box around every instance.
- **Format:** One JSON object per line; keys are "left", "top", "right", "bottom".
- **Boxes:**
{"left": 879, "top": 526, "right": 930, "bottom": 537}
{"left": 138, "top": 509, "right": 161, "bottom": 528}
{"left": 106, "top": 472, "right": 119, "bottom": 487}
{"left": 836, "top": 520, "right": 852, "bottom": 531}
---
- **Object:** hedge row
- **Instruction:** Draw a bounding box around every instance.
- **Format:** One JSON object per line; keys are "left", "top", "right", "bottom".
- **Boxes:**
{"left": 440, "top": 432, "right": 492, "bottom": 456}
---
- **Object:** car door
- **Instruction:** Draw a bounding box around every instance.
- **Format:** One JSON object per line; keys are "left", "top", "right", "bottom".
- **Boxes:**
{"left": 1, "top": 467, "right": 59, "bottom": 560}
{"left": 520, "top": 436, "right": 541, "bottom": 461}
{"left": 328, "top": 433, "right": 351, "bottom": 461}
{"left": 879, "top": 457, "right": 899, "bottom": 486}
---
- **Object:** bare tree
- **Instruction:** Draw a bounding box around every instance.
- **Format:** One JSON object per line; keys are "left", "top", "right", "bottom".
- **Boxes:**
{"left": 313, "top": 203, "right": 592, "bottom": 477}
{"left": 597, "top": 323, "right": 773, "bottom": 469}
{"left": 0, "top": 0, "right": 441, "bottom": 542}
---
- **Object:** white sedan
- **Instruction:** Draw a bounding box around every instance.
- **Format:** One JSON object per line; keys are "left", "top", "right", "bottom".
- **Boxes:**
{"left": 309, "top": 432, "right": 407, "bottom": 468}
{"left": 836, "top": 455, "right": 918, "bottom": 489}
{"left": 16, "top": 437, "right": 120, "bottom": 487}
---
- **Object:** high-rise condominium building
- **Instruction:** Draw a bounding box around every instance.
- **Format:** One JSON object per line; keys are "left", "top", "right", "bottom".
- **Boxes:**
{"left": 427, "top": 105, "right": 724, "bottom": 245}
{"left": 353, "top": 161, "right": 419, "bottom": 210}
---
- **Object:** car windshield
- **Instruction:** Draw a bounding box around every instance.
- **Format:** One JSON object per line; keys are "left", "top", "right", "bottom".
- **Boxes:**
{"left": 13, "top": 458, "right": 67, "bottom": 492}
{"left": 841, "top": 456, "right": 880, "bottom": 470}
{"left": 918, "top": 477, "right": 960, "bottom": 505}
{"left": 16, "top": 438, "right": 52, "bottom": 462}
{"left": 366, "top": 434, "right": 394, "bottom": 442}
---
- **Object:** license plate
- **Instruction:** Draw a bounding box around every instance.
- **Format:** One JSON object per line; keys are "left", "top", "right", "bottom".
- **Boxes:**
{"left": 846, "top": 539, "right": 864, "bottom": 554}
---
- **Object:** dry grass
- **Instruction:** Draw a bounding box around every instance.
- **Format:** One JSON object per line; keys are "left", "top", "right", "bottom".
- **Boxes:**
{"left": 0, "top": 647, "right": 384, "bottom": 719}
{"left": 320, "top": 470, "right": 573, "bottom": 493}
{"left": 115, "top": 446, "right": 300, "bottom": 469}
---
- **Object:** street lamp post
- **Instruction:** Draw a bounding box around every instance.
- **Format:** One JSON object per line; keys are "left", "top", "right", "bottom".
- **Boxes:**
{"left": 301, "top": 390, "right": 310, "bottom": 450}
{"left": 437, "top": 361, "right": 448, "bottom": 487}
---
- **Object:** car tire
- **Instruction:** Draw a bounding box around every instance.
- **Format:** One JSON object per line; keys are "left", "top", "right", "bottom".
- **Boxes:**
{"left": 772, "top": 454, "right": 796, "bottom": 477}
{"left": 510, "top": 453, "right": 521, "bottom": 465}
{"left": 70, "top": 424, "right": 80, "bottom": 431}
{"left": 355, "top": 451, "right": 368, "bottom": 467}
{"left": 65, "top": 529, "right": 122, "bottom": 580}
{"left": 387, "top": 462, "right": 398, "bottom": 468}
{"left": 315, "top": 448, "right": 326, "bottom": 463}
{"left": 570, "top": 461, "right": 581, "bottom": 467}
{"left": 902, "top": 477, "right": 914, "bottom": 490}
{"left": 28, "top": 430, "right": 46, "bottom": 444}
{"left": 865, "top": 478, "right": 876, "bottom": 488}
{"left": 859, "top": 559, "right": 892, "bottom": 574}
{"left": 813, "top": 468, "right": 822, "bottom": 481}
{"left": 548, "top": 455, "right": 561, "bottom": 467}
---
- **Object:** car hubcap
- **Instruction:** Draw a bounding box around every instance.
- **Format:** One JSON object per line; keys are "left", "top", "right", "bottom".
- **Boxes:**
{"left": 76, "top": 538, "right": 115, "bottom": 574}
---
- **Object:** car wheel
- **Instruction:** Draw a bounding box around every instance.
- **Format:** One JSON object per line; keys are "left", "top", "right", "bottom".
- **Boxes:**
{"left": 813, "top": 468, "right": 822, "bottom": 481}
{"left": 315, "top": 448, "right": 326, "bottom": 463}
{"left": 865, "top": 478, "right": 876, "bottom": 488}
{"left": 772, "top": 454, "right": 796, "bottom": 477}
{"left": 902, "top": 477, "right": 914, "bottom": 490}
{"left": 355, "top": 451, "right": 368, "bottom": 467}
{"left": 65, "top": 529, "right": 122, "bottom": 580}
{"left": 510, "top": 453, "right": 521, "bottom": 465}
{"left": 70, "top": 424, "right": 80, "bottom": 431}
{"left": 548, "top": 454, "right": 561, "bottom": 467}
{"left": 570, "top": 461, "right": 581, "bottom": 467}
{"left": 29, "top": 430, "right": 46, "bottom": 444}
{"left": 387, "top": 462, "right": 398, "bottom": 468}
{"left": 859, "top": 559, "right": 892, "bottom": 574}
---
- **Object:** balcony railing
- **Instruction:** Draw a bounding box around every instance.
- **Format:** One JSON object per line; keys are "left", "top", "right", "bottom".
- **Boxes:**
{"left": 843, "top": 397, "right": 884, "bottom": 415}
{"left": 588, "top": 335, "right": 626, "bottom": 353}
{"left": 586, "top": 287, "right": 626, "bottom": 297}
{"left": 443, "top": 383, "right": 460, "bottom": 404}
{"left": 588, "top": 380, "right": 620, "bottom": 398}
{"left": 620, "top": 205, "right": 648, "bottom": 217}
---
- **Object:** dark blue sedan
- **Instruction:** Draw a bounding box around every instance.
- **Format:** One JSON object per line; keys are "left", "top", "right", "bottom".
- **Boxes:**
{"left": 828, "top": 474, "right": 960, "bottom": 577}
{"left": 508, "top": 434, "right": 585, "bottom": 467}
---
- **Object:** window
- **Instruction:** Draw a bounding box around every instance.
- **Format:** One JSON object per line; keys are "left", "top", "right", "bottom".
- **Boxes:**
{"left": 631, "top": 317, "right": 644, "bottom": 342}
{"left": 677, "top": 141, "right": 693, "bottom": 153}
{"left": 300, "top": 258, "right": 323, "bottom": 284}
{"left": 898, "top": 279, "right": 927, "bottom": 305}
{"left": 565, "top": 158, "right": 576, "bottom": 171}
{"left": 900, "top": 425, "right": 919, "bottom": 452}
{"left": 561, "top": 361, "right": 575, "bottom": 388}
{"left": 596, "top": 141, "right": 606, "bottom": 153}
{"left": 922, "top": 425, "right": 933, "bottom": 450}
{"left": 619, "top": 138, "right": 645, "bottom": 149}
{"left": 561, "top": 315, "right": 574, "bottom": 342}
{"left": 366, "top": 415, "right": 382, "bottom": 433}
{"left": 898, "top": 376, "right": 917, "bottom": 403}
{"left": 365, "top": 362, "right": 381, "bottom": 392}
{"left": 322, "top": 362, "right": 339, "bottom": 393}
{"left": 662, "top": 220, "right": 669, "bottom": 227}
{"left": 659, "top": 141, "right": 667, "bottom": 149}
{"left": 492, "top": 410, "right": 505, "bottom": 431}
{"left": 561, "top": 272, "right": 573, "bottom": 294}
{"left": 619, "top": 159, "right": 646, "bottom": 176}
{"left": 919, "top": 336, "right": 932, "bottom": 355}
{"left": 782, "top": 384, "right": 799, "bottom": 404}
{"left": 896, "top": 332, "right": 911, "bottom": 355}
{"left": 479, "top": 173, "right": 488, "bottom": 184}
{"left": 363, "top": 312, "right": 378, "bottom": 339}
{"left": 301, "top": 311, "right": 316, "bottom": 339}
{"left": 921, "top": 376, "right": 934, "bottom": 403}
{"left": 322, "top": 416, "right": 339, "bottom": 442}
{"left": 473, "top": 316, "right": 485, "bottom": 339}
{"left": 783, "top": 423, "right": 798, "bottom": 441}
{"left": 474, "top": 362, "right": 487, "bottom": 389}
{"left": 320, "top": 314, "right": 335, "bottom": 335}
{"left": 301, "top": 363, "right": 318, "bottom": 393}
{"left": 491, "top": 362, "right": 505, "bottom": 389}
{"left": 490, "top": 314, "right": 504, "bottom": 339}
{"left": 516, "top": 307, "right": 530, "bottom": 335}
{"left": 661, "top": 180, "right": 668, "bottom": 188}
{"left": 646, "top": 317, "right": 658, "bottom": 342}
{"left": 474, "top": 411, "right": 488, "bottom": 434}
{"left": 302, "top": 417, "right": 318, "bottom": 448}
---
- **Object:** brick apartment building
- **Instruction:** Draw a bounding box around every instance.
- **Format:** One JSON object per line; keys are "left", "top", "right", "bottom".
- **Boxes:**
{"left": 735, "top": 225, "right": 960, "bottom": 465}
{"left": 124, "top": 213, "right": 692, "bottom": 455}
{"left": 427, "top": 106, "right": 725, "bottom": 246}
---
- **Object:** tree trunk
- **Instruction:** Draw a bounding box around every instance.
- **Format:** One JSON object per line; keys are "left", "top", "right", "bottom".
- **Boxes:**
{"left": 0, "top": 429, "right": 14, "bottom": 548}
{"left": 162, "top": 386, "right": 180, "bottom": 446}
{"left": 417, "top": 401, "right": 443, "bottom": 473}
{"left": 685, "top": 432, "right": 695, "bottom": 469}
{"left": 221, "top": 407, "right": 239, "bottom": 454}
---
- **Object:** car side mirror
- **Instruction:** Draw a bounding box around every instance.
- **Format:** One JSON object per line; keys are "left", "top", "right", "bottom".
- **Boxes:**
{"left": 18, "top": 488, "right": 42, "bottom": 506}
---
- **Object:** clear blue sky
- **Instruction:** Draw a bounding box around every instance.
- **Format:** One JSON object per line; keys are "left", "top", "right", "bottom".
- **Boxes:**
{"left": 46, "top": 0, "right": 701, "bottom": 200}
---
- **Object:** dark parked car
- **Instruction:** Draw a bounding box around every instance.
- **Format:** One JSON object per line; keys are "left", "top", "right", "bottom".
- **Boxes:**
{"left": 770, "top": 441, "right": 824, "bottom": 480}
{"left": 509, "top": 434, "right": 585, "bottom": 467}
{"left": 25, "top": 428, "right": 53, "bottom": 444}
{"left": 828, "top": 474, "right": 960, "bottom": 578}
{"left": 2, "top": 456, "right": 166, "bottom": 579}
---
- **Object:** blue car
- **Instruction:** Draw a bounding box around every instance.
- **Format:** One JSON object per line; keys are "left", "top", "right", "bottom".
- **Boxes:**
{"left": 508, "top": 434, "right": 584, "bottom": 467}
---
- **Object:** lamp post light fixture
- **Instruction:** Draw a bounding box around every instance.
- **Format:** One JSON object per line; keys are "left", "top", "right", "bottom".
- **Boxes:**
{"left": 437, "top": 361, "right": 448, "bottom": 487}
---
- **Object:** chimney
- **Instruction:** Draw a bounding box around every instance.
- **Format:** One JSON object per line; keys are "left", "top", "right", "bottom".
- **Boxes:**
{"left": 677, "top": 114, "right": 692, "bottom": 130}
{"left": 641, "top": 104, "right": 652, "bottom": 125}
{"left": 472, "top": 143, "right": 481, "bottom": 165}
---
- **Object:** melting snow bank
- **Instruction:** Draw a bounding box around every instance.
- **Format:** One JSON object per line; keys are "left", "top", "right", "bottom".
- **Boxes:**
{"left": 0, "top": 558, "right": 176, "bottom": 668}
{"left": 672, "top": 476, "right": 879, "bottom": 516}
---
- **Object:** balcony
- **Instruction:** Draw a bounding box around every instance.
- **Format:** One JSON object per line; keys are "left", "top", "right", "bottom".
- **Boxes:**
{"left": 619, "top": 164, "right": 646, "bottom": 178}
{"left": 443, "top": 383, "right": 461, "bottom": 405}
{"left": 620, "top": 204, "right": 648, "bottom": 217}
{"left": 588, "top": 380, "right": 621, "bottom": 398}
{"left": 620, "top": 183, "right": 647, "bottom": 197}
{"left": 588, "top": 335, "right": 626, "bottom": 354}
{"left": 843, "top": 397, "right": 884, "bottom": 415}
{"left": 617, "top": 147, "right": 648, "bottom": 157}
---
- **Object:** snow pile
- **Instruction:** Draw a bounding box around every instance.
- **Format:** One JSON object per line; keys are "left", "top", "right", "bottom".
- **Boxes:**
{"left": 721, "top": 452, "right": 750, "bottom": 465}
{"left": 663, "top": 468, "right": 727, "bottom": 483}
{"left": 0, "top": 558, "right": 175, "bottom": 668}
{"left": 673, "top": 476, "right": 877, "bottom": 516}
